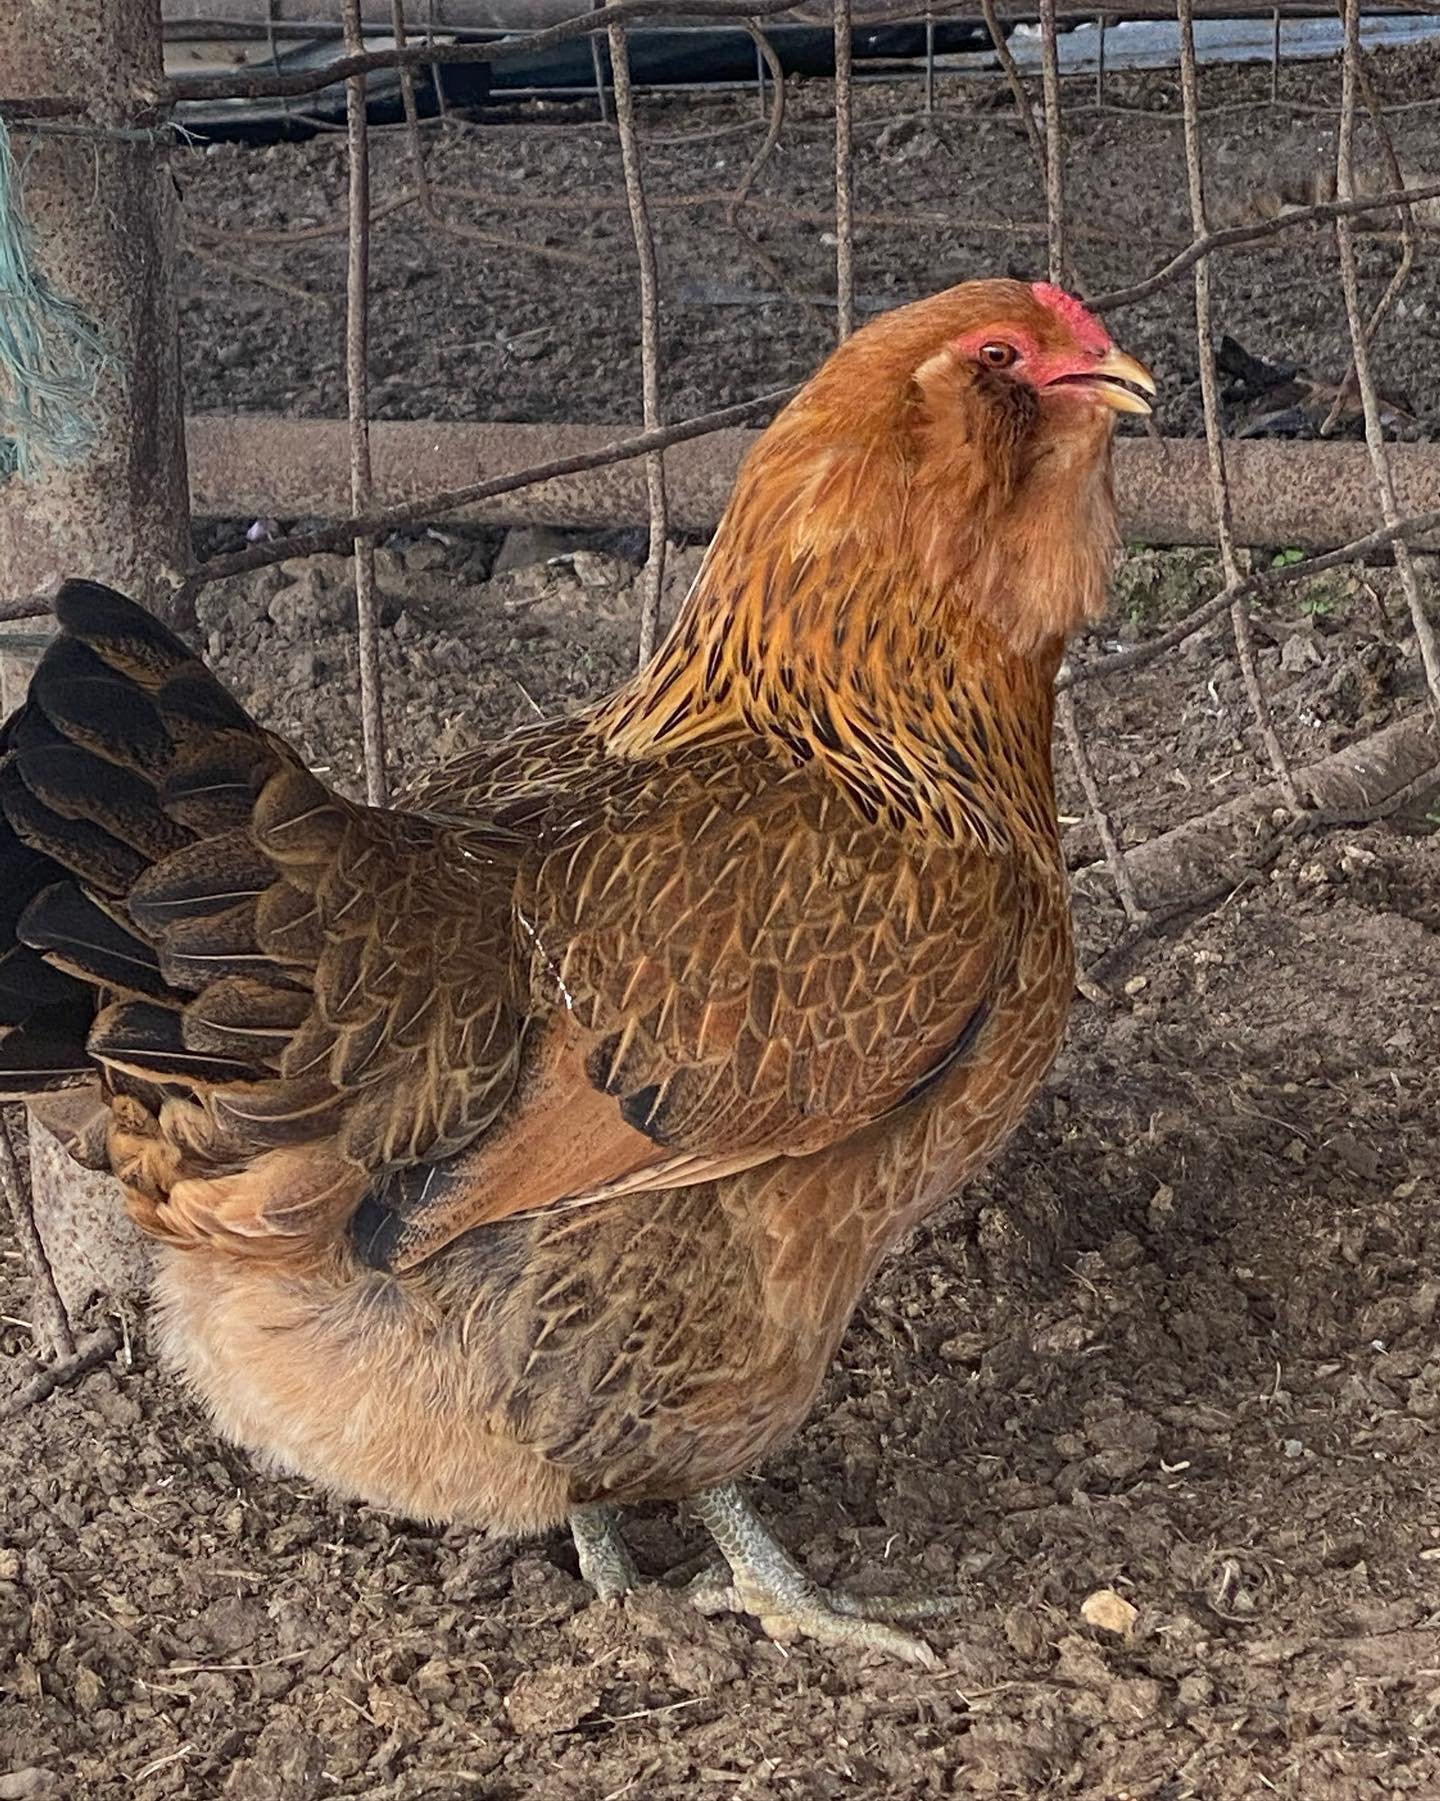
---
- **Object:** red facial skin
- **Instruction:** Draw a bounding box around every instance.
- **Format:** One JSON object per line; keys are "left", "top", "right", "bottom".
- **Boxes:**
{"left": 951, "top": 283, "right": 1118, "bottom": 393}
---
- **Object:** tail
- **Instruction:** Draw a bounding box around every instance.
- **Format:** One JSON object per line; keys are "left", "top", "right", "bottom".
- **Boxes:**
{"left": 0, "top": 579, "right": 349, "bottom": 1238}
{"left": 0, "top": 581, "right": 282, "bottom": 1097}
{"left": 0, "top": 579, "right": 520, "bottom": 1257}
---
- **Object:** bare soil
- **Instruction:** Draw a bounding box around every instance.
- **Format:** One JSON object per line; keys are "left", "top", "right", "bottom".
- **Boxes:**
{"left": 5, "top": 47, "right": 1440, "bottom": 1801}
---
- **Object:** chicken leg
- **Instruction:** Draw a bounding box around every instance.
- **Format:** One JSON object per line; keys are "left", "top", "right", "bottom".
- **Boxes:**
{"left": 570, "top": 1486, "right": 954, "bottom": 1665}
{"left": 685, "top": 1482, "right": 953, "bottom": 1668}
{"left": 569, "top": 1503, "right": 640, "bottom": 1600}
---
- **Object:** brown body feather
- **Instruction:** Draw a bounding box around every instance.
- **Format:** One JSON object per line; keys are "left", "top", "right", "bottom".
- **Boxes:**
{"left": 0, "top": 279, "right": 1134, "bottom": 1535}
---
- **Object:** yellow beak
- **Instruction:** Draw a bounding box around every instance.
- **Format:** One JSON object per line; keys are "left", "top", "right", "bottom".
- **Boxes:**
{"left": 1083, "top": 345, "right": 1158, "bottom": 416}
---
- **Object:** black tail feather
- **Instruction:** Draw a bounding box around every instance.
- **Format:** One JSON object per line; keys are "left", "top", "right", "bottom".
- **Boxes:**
{"left": 19, "top": 881, "right": 167, "bottom": 998}
{"left": 0, "top": 579, "right": 289, "bottom": 1099}
{"left": 89, "top": 998, "right": 265, "bottom": 1086}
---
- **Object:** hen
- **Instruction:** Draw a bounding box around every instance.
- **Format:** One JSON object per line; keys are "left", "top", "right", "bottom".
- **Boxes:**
{"left": 0, "top": 279, "right": 1152, "bottom": 1665}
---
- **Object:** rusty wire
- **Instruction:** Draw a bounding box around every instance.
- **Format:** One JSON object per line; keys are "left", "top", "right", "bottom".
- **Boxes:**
{"left": 180, "top": 140, "right": 1440, "bottom": 281}
{"left": 386, "top": 0, "right": 590, "bottom": 269}
{"left": 606, "top": 18, "right": 671, "bottom": 667}
{"left": 1319, "top": 45, "right": 1416, "bottom": 435}
{"left": 1333, "top": 0, "right": 1440, "bottom": 712}
{"left": 1089, "top": 176, "right": 1440, "bottom": 310}
{"left": 1096, "top": 12, "right": 1108, "bottom": 103}
{"left": 591, "top": 0, "right": 614, "bottom": 122}
{"left": 724, "top": 24, "right": 831, "bottom": 327}
{"left": 1023, "top": 0, "right": 1148, "bottom": 928}
{"left": 171, "top": 479, "right": 1440, "bottom": 644}
{"left": 1058, "top": 685, "right": 1150, "bottom": 923}
{"left": 1177, "top": 0, "right": 1301, "bottom": 811}
{"left": 188, "top": 188, "right": 595, "bottom": 268}
{"left": 343, "top": 0, "right": 388, "bottom": 806}
{"left": 1038, "top": 0, "right": 1071, "bottom": 287}
{"left": 186, "top": 185, "right": 1158, "bottom": 251}
{"left": 979, "top": 0, "right": 1047, "bottom": 166}
{"left": 833, "top": 0, "right": 856, "bottom": 340}
{"left": 186, "top": 239, "right": 330, "bottom": 311}
{"left": 1064, "top": 499, "right": 1440, "bottom": 688}
{"left": 185, "top": 388, "right": 801, "bottom": 594}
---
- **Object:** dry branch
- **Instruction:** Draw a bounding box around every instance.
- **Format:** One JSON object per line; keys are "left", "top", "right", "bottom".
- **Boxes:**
{"left": 0, "top": 1326, "right": 121, "bottom": 1421}
{"left": 1082, "top": 709, "right": 1440, "bottom": 906}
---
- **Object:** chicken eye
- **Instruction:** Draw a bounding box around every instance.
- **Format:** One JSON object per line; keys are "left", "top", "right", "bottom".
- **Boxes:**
{"left": 978, "top": 342, "right": 1020, "bottom": 370}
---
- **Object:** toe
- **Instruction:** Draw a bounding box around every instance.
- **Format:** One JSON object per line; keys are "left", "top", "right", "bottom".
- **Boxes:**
{"left": 757, "top": 1606, "right": 940, "bottom": 1669}
{"left": 821, "top": 1586, "right": 967, "bottom": 1624}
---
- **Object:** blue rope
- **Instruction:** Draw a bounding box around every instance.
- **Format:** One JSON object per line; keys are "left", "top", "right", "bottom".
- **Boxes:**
{"left": 0, "top": 116, "right": 109, "bottom": 480}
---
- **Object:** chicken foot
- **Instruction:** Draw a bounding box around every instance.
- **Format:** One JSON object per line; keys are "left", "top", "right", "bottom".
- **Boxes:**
{"left": 569, "top": 1485, "right": 956, "bottom": 1666}
{"left": 684, "top": 1481, "right": 954, "bottom": 1668}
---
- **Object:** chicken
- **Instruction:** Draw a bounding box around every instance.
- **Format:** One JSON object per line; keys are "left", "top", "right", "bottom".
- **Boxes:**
{"left": 0, "top": 278, "right": 1154, "bottom": 1666}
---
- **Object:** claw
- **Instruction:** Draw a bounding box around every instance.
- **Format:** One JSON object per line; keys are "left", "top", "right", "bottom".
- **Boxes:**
{"left": 570, "top": 1487, "right": 957, "bottom": 1667}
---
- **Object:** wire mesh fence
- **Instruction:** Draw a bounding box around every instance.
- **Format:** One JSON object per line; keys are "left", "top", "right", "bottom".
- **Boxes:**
{"left": 5, "top": 0, "right": 1439, "bottom": 978}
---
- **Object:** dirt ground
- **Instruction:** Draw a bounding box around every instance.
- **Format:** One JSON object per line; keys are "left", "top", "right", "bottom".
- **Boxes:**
{"left": 4, "top": 525, "right": 1439, "bottom": 1799}
{"left": 173, "top": 45, "right": 1440, "bottom": 440}
{"left": 5, "top": 43, "right": 1440, "bottom": 1801}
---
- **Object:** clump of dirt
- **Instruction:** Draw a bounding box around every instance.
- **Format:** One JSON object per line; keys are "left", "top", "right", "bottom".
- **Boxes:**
{"left": 3, "top": 521, "right": 1439, "bottom": 1799}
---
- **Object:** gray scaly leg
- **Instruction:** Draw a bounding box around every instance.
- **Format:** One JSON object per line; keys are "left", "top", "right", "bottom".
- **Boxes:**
{"left": 569, "top": 1502, "right": 639, "bottom": 1600}
{"left": 686, "top": 1481, "right": 959, "bottom": 1669}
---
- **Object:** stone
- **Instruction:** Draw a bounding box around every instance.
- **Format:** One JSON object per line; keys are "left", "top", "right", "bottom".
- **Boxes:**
{"left": 1280, "top": 631, "right": 1323, "bottom": 673}
{"left": 1080, "top": 1588, "right": 1139, "bottom": 1637}
{"left": 490, "top": 526, "right": 586, "bottom": 577}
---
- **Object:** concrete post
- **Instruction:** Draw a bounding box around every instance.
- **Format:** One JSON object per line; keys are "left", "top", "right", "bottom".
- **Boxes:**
{"left": 1, "top": 0, "right": 188, "bottom": 1304}
{"left": 0, "top": 0, "right": 189, "bottom": 647}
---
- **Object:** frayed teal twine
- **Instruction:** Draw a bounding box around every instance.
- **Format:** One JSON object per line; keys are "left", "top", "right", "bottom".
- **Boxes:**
{"left": 0, "top": 115, "right": 109, "bottom": 480}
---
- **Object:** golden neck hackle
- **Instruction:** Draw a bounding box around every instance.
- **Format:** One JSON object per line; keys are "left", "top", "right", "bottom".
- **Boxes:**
{"left": 597, "top": 352, "right": 1119, "bottom": 852}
